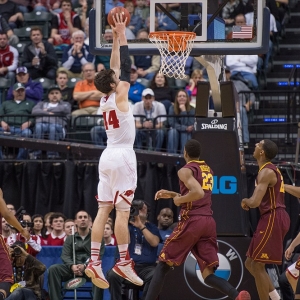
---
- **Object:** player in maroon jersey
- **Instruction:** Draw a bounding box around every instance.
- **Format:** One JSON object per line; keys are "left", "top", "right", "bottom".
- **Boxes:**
{"left": 242, "top": 139, "right": 290, "bottom": 300}
{"left": 145, "top": 139, "right": 250, "bottom": 300}
{"left": 0, "top": 188, "right": 30, "bottom": 300}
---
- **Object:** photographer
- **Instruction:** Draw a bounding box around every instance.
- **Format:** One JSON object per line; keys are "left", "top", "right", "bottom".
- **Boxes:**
{"left": 106, "top": 200, "right": 162, "bottom": 300}
{"left": 7, "top": 241, "right": 46, "bottom": 300}
{"left": 0, "top": 188, "right": 30, "bottom": 300}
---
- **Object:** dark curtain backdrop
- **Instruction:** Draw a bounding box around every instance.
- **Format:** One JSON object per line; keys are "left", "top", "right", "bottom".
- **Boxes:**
{"left": 0, "top": 161, "right": 299, "bottom": 241}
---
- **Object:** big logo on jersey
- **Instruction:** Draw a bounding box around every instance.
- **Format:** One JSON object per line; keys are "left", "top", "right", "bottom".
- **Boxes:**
{"left": 183, "top": 240, "right": 244, "bottom": 300}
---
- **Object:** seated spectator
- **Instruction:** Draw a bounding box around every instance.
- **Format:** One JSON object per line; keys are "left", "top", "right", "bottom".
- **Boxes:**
{"left": 31, "top": 214, "right": 48, "bottom": 242}
{"left": 72, "top": 63, "right": 103, "bottom": 116}
{"left": 225, "top": 69, "right": 255, "bottom": 148}
{"left": 44, "top": 211, "right": 55, "bottom": 235}
{"left": 0, "top": 31, "right": 18, "bottom": 85}
{"left": 1, "top": 217, "right": 12, "bottom": 243}
{"left": 42, "top": 212, "right": 66, "bottom": 245}
{"left": 222, "top": 0, "right": 246, "bottom": 33}
{"left": 226, "top": 54, "right": 259, "bottom": 90}
{"left": 48, "top": 210, "right": 104, "bottom": 300}
{"left": 132, "top": 88, "right": 166, "bottom": 151}
{"left": 6, "top": 203, "right": 16, "bottom": 214}
{"left": 104, "top": 222, "right": 117, "bottom": 246}
{"left": 31, "top": 85, "right": 71, "bottom": 159}
{"left": 157, "top": 208, "right": 173, "bottom": 243}
{"left": 56, "top": 70, "right": 75, "bottom": 109}
{"left": 60, "top": 29, "right": 94, "bottom": 78}
{"left": 64, "top": 218, "right": 76, "bottom": 236}
{"left": 150, "top": 71, "right": 175, "bottom": 113}
{"left": 129, "top": 64, "right": 145, "bottom": 104}
{"left": 33, "top": 0, "right": 61, "bottom": 12}
{"left": 0, "top": 0, "right": 24, "bottom": 29}
{"left": 48, "top": 0, "right": 82, "bottom": 48}
{"left": 124, "top": 0, "right": 142, "bottom": 36}
{"left": 156, "top": 3, "right": 178, "bottom": 31}
{"left": 0, "top": 83, "right": 35, "bottom": 159}
{"left": 0, "top": 15, "right": 19, "bottom": 46}
{"left": 131, "top": 29, "right": 160, "bottom": 81}
{"left": 106, "top": 200, "right": 161, "bottom": 300}
{"left": 134, "top": 0, "right": 150, "bottom": 23}
{"left": 167, "top": 90, "right": 195, "bottom": 154}
{"left": 10, "top": 0, "right": 33, "bottom": 13}
{"left": 7, "top": 241, "right": 46, "bottom": 300}
{"left": 7, "top": 67, "right": 43, "bottom": 104}
{"left": 22, "top": 26, "right": 58, "bottom": 80}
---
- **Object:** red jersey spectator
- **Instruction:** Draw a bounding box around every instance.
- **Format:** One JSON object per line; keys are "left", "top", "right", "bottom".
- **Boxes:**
{"left": 48, "top": 0, "right": 82, "bottom": 48}
{"left": 42, "top": 212, "right": 66, "bottom": 246}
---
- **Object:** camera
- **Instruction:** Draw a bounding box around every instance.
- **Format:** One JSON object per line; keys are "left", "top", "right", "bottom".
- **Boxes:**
{"left": 19, "top": 220, "right": 34, "bottom": 228}
{"left": 129, "top": 200, "right": 145, "bottom": 218}
{"left": 12, "top": 246, "right": 22, "bottom": 256}
{"left": 11, "top": 241, "right": 25, "bottom": 257}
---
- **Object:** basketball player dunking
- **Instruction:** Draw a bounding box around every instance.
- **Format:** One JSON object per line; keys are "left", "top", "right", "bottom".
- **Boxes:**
{"left": 242, "top": 139, "right": 290, "bottom": 300}
{"left": 84, "top": 13, "right": 143, "bottom": 289}
{"left": 145, "top": 139, "right": 251, "bottom": 300}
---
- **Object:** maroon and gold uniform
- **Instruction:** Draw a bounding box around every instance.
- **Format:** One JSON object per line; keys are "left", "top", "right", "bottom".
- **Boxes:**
{"left": 0, "top": 212, "right": 14, "bottom": 284}
{"left": 159, "top": 160, "right": 219, "bottom": 272}
{"left": 247, "top": 162, "right": 290, "bottom": 264}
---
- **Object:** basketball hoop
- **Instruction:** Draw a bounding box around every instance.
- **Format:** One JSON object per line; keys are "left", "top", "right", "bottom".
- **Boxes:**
{"left": 149, "top": 31, "right": 196, "bottom": 79}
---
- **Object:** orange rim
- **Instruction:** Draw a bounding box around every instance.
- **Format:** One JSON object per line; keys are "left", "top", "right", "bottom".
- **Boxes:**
{"left": 149, "top": 31, "right": 196, "bottom": 52}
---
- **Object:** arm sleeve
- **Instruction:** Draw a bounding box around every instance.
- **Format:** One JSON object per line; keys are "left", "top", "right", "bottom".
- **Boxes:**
{"left": 1, "top": 17, "right": 11, "bottom": 34}
{"left": 21, "top": 46, "right": 33, "bottom": 68}
{"left": 25, "top": 255, "right": 46, "bottom": 277}
{"left": 26, "top": 83, "right": 43, "bottom": 103}
{"left": 73, "top": 15, "right": 82, "bottom": 30}
{"left": 120, "top": 45, "right": 131, "bottom": 83}
{"left": 44, "top": 43, "right": 58, "bottom": 66}
{"left": 51, "top": 14, "right": 59, "bottom": 30}
{"left": 31, "top": 102, "right": 45, "bottom": 115}
{"left": 61, "top": 236, "right": 74, "bottom": 268}
{"left": 7, "top": 47, "right": 18, "bottom": 72}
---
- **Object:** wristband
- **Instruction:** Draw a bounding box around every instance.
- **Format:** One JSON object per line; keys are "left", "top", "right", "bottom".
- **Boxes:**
{"left": 141, "top": 226, "right": 147, "bottom": 232}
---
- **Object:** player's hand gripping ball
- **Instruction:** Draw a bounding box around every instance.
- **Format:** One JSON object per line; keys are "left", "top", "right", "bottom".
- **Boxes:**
{"left": 107, "top": 7, "right": 131, "bottom": 27}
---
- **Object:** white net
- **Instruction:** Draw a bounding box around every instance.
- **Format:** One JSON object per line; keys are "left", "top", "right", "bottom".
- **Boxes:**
{"left": 149, "top": 31, "right": 196, "bottom": 79}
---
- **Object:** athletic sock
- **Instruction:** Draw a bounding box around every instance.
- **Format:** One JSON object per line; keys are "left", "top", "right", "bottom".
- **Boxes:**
{"left": 144, "top": 262, "right": 173, "bottom": 300}
{"left": 91, "top": 242, "right": 101, "bottom": 261}
{"left": 118, "top": 244, "right": 130, "bottom": 261}
{"left": 269, "top": 289, "right": 280, "bottom": 300}
{"left": 204, "top": 274, "right": 239, "bottom": 299}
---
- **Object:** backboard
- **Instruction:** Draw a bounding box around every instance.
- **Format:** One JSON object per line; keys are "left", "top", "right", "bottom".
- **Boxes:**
{"left": 89, "top": 0, "right": 270, "bottom": 56}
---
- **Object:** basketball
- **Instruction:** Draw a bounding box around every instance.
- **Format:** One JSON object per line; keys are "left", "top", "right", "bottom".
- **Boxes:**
{"left": 107, "top": 7, "right": 131, "bottom": 27}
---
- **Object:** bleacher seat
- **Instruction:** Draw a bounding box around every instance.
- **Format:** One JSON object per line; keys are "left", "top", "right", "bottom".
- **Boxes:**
{"left": 68, "top": 77, "right": 82, "bottom": 88}
{"left": 15, "top": 42, "right": 27, "bottom": 55}
{"left": 36, "top": 246, "right": 116, "bottom": 300}
{"left": 24, "top": 11, "right": 52, "bottom": 39}
{"left": 13, "top": 26, "right": 32, "bottom": 42}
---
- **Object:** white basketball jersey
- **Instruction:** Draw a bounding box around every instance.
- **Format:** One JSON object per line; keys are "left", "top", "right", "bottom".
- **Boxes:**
{"left": 100, "top": 92, "right": 135, "bottom": 147}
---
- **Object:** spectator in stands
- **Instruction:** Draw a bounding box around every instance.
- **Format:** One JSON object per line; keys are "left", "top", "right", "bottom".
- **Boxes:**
{"left": 7, "top": 241, "right": 46, "bottom": 300}
{"left": 94, "top": 28, "right": 112, "bottom": 72}
{"left": 90, "top": 115, "right": 107, "bottom": 146}
{"left": 222, "top": 0, "right": 246, "bottom": 33}
{"left": 131, "top": 28, "right": 160, "bottom": 81}
{"left": 1, "top": 217, "right": 12, "bottom": 243}
{"left": 129, "top": 64, "right": 144, "bottom": 104}
{"left": 167, "top": 90, "right": 195, "bottom": 154}
{"left": 0, "top": 31, "right": 18, "bottom": 85}
{"left": 72, "top": 63, "right": 103, "bottom": 116}
{"left": 64, "top": 219, "right": 76, "bottom": 236}
{"left": 31, "top": 85, "right": 71, "bottom": 159}
{"left": 48, "top": 0, "right": 82, "bottom": 48}
{"left": 106, "top": 200, "right": 161, "bottom": 299}
{"left": 0, "top": 0, "right": 24, "bottom": 29}
{"left": 42, "top": 212, "right": 66, "bottom": 245}
{"left": 7, "top": 66, "right": 43, "bottom": 103}
{"left": 48, "top": 210, "right": 104, "bottom": 300}
{"left": 44, "top": 212, "right": 55, "bottom": 235}
{"left": 60, "top": 29, "right": 94, "bottom": 78}
{"left": 156, "top": 3, "right": 178, "bottom": 31}
{"left": 31, "top": 214, "right": 48, "bottom": 242}
{"left": 225, "top": 68, "right": 255, "bottom": 148}
{"left": 157, "top": 208, "right": 173, "bottom": 243}
{"left": 132, "top": 88, "right": 166, "bottom": 151}
{"left": 105, "top": 0, "right": 124, "bottom": 14}
{"left": 6, "top": 203, "right": 16, "bottom": 214}
{"left": 22, "top": 26, "right": 57, "bottom": 80}
{"left": 56, "top": 70, "right": 75, "bottom": 109}
{"left": 225, "top": 54, "right": 259, "bottom": 90}
{"left": 0, "top": 82, "right": 35, "bottom": 159}
{"left": 124, "top": 0, "right": 142, "bottom": 36}
{"left": 0, "top": 15, "right": 19, "bottom": 46}
{"left": 150, "top": 71, "right": 175, "bottom": 113}
{"left": 144, "top": 16, "right": 159, "bottom": 32}
{"left": 104, "top": 222, "right": 116, "bottom": 246}
{"left": 10, "top": 0, "right": 32, "bottom": 13}
{"left": 134, "top": 0, "right": 149, "bottom": 23}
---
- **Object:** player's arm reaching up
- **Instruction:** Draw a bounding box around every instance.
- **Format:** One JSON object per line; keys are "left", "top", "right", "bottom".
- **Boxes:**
{"left": 111, "top": 14, "right": 131, "bottom": 110}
